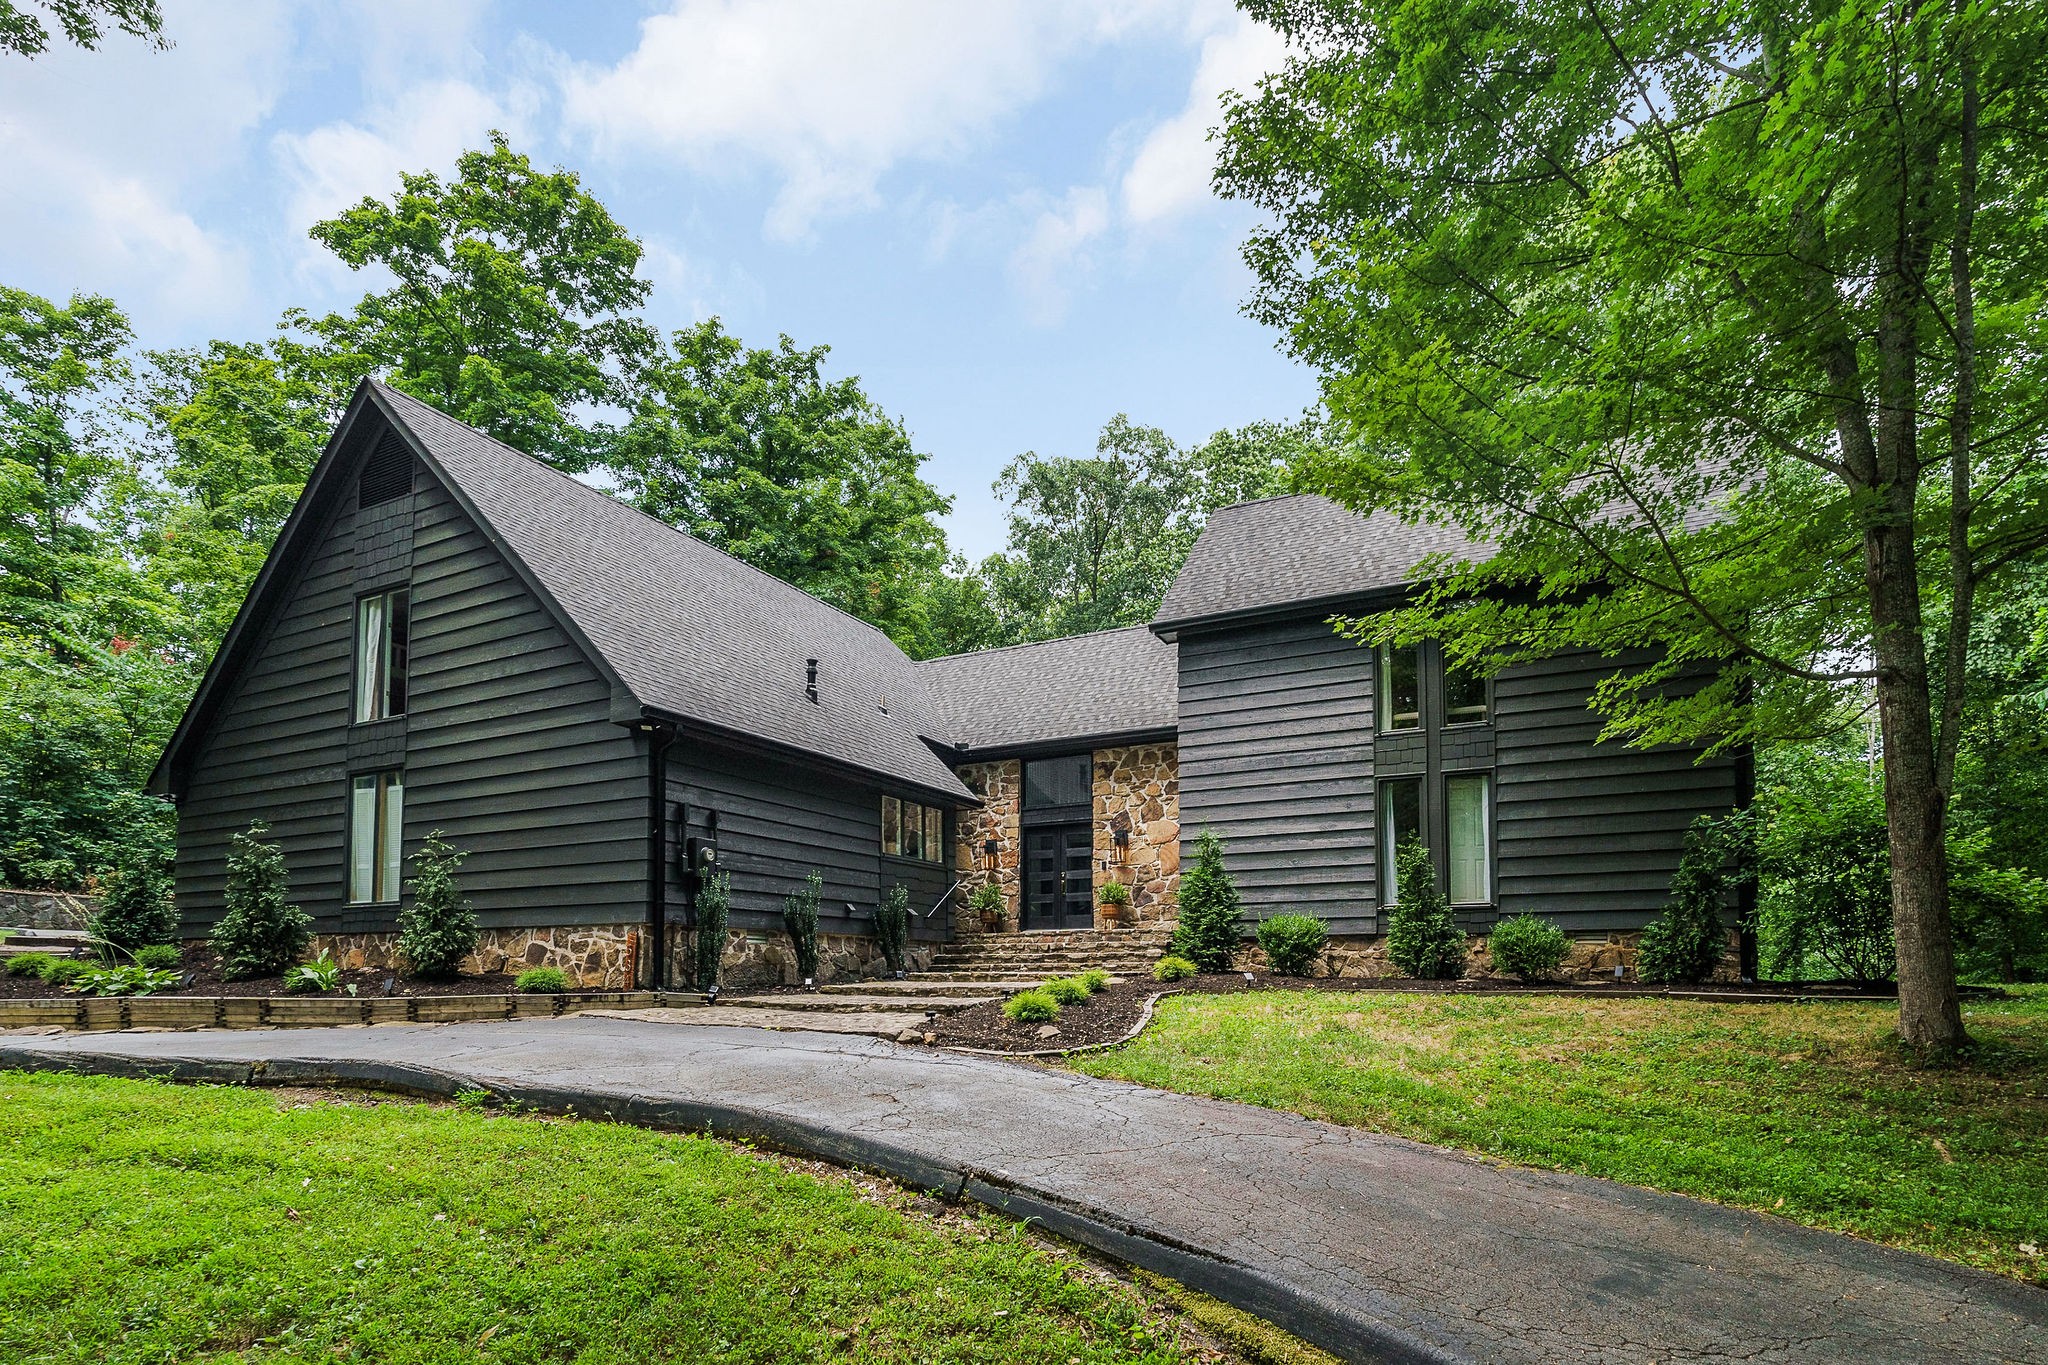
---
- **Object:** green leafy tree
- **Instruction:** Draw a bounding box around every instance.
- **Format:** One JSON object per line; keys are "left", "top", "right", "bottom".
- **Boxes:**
{"left": 297, "top": 133, "right": 653, "bottom": 472}
{"left": 210, "top": 821, "right": 310, "bottom": 979}
{"left": 1638, "top": 818, "right": 1744, "bottom": 985}
{"left": 875, "top": 882, "right": 910, "bottom": 976}
{"left": 612, "top": 320, "right": 951, "bottom": 649}
{"left": 1385, "top": 839, "right": 1464, "bottom": 979}
{"left": 1171, "top": 831, "right": 1244, "bottom": 971}
{"left": 89, "top": 821, "right": 177, "bottom": 951}
{"left": 1219, "top": 0, "right": 2048, "bottom": 1050}
{"left": 399, "top": 831, "right": 477, "bottom": 979}
{"left": 694, "top": 870, "right": 730, "bottom": 989}
{"left": 782, "top": 871, "right": 823, "bottom": 982}
{"left": 0, "top": 0, "right": 165, "bottom": 57}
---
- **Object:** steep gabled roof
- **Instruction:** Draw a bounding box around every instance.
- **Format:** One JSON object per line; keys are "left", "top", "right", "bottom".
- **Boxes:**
{"left": 915, "top": 625, "right": 1177, "bottom": 755}
{"left": 1153, "top": 494, "right": 1493, "bottom": 633}
{"left": 368, "top": 383, "right": 972, "bottom": 801}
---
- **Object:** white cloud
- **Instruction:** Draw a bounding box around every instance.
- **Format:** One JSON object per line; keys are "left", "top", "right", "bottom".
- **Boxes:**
{"left": 1008, "top": 186, "right": 1111, "bottom": 326}
{"left": 560, "top": 0, "right": 1196, "bottom": 239}
{"left": 1122, "top": 12, "right": 1286, "bottom": 224}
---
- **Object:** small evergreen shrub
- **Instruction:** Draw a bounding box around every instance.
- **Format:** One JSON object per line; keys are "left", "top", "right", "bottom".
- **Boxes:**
{"left": 399, "top": 831, "right": 477, "bottom": 979}
{"left": 1172, "top": 831, "right": 1244, "bottom": 972}
{"left": 515, "top": 967, "right": 569, "bottom": 994}
{"left": 875, "top": 883, "right": 911, "bottom": 974}
{"left": 92, "top": 836, "right": 177, "bottom": 952}
{"left": 1152, "top": 955, "right": 1198, "bottom": 982}
{"left": 783, "top": 871, "right": 823, "bottom": 981}
{"left": 1003, "top": 989, "right": 1060, "bottom": 1023}
{"left": 1637, "top": 816, "right": 1739, "bottom": 984}
{"left": 133, "top": 944, "right": 183, "bottom": 971}
{"left": 6, "top": 952, "right": 52, "bottom": 978}
{"left": 1487, "top": 914, "right": 1570, "bottom": 981}
{"left": 211, "top": 821, "right": 312, "bottom": 979}
{"left": 1042, "top": 976, "right": 1089, "bottom": 1005}
{"left": 1097, "top": 880, "right": 1130, "bottom": 908}
{"left": 1078, "top": 969, "right": 1110, "bottom": 994}
{"left": 282, "top": 952, "right": 343, "bottom": 995}
{"left": 694, "top": 870, "right": 730, "bottom": 989}
{"left": 1257, "top": 914, "right": 1329, "bottom": 976}
{"left": 1385, "top": 839, "right": 1466, "bottom": 979}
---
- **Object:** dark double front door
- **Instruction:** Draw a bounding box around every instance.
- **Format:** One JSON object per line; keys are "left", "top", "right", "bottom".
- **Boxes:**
{"left": 1023, "top": 825, "right": 1094, "bottom": 930}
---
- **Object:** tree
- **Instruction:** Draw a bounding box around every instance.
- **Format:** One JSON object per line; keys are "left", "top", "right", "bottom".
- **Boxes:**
{"left": 694, "top": 870, "right": 730, "bottom": 989}
{"left": 399, "top": 831, "right": 477, "bottom": 979}
{"left": 1218, "top": 0, "right": 2048, "bottom": 1050}
{"left": 1384, "top": 839, "right": 1464, "bottom": 979}
{"left": 1639, "top": 817, "right": 1745, "bottom": 985}
{"left": 611, "top": 320, "right": 951, "bottom": 649}
{"left": 1, "top": 0, "right": 165, "bottom": 57}
{"left": 296, "top": 133, "right": 653, "bottom": 472}
{"left": 211, "top": 821, "right": 311, "bottom": 979}
{"left": 90, "top": 819, "right": 176, "bottom": 952}
{"left": 1171, "top": 830, "right": 1244, "bottom": 971}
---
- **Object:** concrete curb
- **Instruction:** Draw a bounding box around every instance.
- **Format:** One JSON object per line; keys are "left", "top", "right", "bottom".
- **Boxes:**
{"left": 0, "top": 1042, "right": 1441, "bottom": 1365}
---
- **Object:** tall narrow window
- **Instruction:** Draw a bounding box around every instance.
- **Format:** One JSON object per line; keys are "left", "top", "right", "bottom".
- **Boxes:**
{"left": 882, "top": 796, "right": 902, "bottom": 856}
{"left": 1446, "top": 774, "right": 1492, "bottom": 904}
{"left": 349, "top": 770, "right": 404, "bottom": 903}
{"left": 1377, "top": 643, "right": 1421, "bottom": 731}
{"left": 1379, "top": 777, "right": 1422, "bottom": 903}
{"left": 353, "top": 589, "right": 410, "bottom": 722}
{"left": 1444, "top": 662, "right": 1489, "bottom": 725}
{"left": 924, "top": 805, "right": 943, "bottom": 862}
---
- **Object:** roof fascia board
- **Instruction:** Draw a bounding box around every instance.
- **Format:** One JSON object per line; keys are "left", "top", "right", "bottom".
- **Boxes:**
{"left": 941, "top": 725, "right": 1179, "bottom": 764}
{"left": 645, "top": 708, "right": 977, "bottom": 808}
{"left": 1150, "top": 586, "right": 1412, "bottom": 642}
{"left": 147, "top": 381, "right": 381, "bottom": 796}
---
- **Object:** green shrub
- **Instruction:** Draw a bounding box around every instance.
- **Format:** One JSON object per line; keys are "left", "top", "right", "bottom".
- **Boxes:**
{"left": 875, "top": 883, "right": 910, "bottom": 975}
{"left": 515, "top": 967, "right": 569, "bottom": 994}
{"left": 1042, "top": 976, "right": 1089, "bottom": 1005}
{"left": 1385, "top": 839, "right": 1465, "bottom": 979}
{"left": 783, "top": 871, "right": 822, "bottom": 981}
{"left": 1171, "top": 831, "right": 1244, "bottom": 972}
{"left": 1078, "top": 969, "right": 1110, "bottom": 994}
{"left": 694, "top": 870, "right": 730, "bottom": 989}
{"left": 1003, "top": 989, "right": 1060, "bottom": 1023}
{"left": 1639, "top": 815, "right": 1742, "bottom": 984}
{"left": 67, "top": 965, "right": 183, "bottom": 997}
{"left": 1097, "top": 880, "right": 1130, "bottom": 907}
{"left": 91, "top": 835, "right": 177, "bottom": 952}
{"left": 5, "top": 952, "right": 52, "bottom": 978}
{"left": 133, "top": 944, "right": 183, "bottom": 971}
{"left": 399, "top": 831, "right": 477, "bottom": 979}
{"left": 1488, "top": 914, "right": 1570, "bottom": 981}
{"left": 282, "top": 952, "right": 344, "bottom": 995}
{"left": 1152, "top": 955, "right": 1197, "bottom": 982}
{"left": 39, "top": 957, "right": 91, "bottom": 985}
{"left": 967, "top": 881, "right": 1005, "bottom": 929}
{"left": 210, "top": 821, "right": 312, "bottom": 980}
{"left": 1256, "top": 914, "right": 1328, "bottom": 976}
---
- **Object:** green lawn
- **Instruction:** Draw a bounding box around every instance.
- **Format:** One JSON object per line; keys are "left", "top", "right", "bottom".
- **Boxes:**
{"left": 1071, "top": 986, "right": 2048, "bottom": 1284}
{"left": 0, "top": 1073, "right": 1291, "bottom": 1365}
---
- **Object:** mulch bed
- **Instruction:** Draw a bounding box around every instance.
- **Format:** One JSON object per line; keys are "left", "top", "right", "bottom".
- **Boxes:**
{"left": 0, "top": 943, "right": 520, "bottom": 1000}
{"left": 928, "top": 971, "right": 2001, "bottom": 1054}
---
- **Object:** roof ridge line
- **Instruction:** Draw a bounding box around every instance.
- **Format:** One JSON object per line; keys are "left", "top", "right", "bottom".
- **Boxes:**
{"left": 916, "top": 622, "right": 1157, "bottom": 665}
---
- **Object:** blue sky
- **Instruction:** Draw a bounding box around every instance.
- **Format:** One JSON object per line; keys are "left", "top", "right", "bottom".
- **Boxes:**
{"left": 1, "top": 0, "right": 1316, "bottom": 558}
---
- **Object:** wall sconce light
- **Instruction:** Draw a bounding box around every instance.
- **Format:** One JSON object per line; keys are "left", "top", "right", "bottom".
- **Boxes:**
{"left": 981, "top": 838, "right": 1000, "bottom": 871}
{"left": 1111, "top": 827, "right": 1130, "bottom": 863}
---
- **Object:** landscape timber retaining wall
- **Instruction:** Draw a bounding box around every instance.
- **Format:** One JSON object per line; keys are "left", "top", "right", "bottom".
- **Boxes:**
{"left": 0, "top": 990, "right": 681, "bottom": 1033}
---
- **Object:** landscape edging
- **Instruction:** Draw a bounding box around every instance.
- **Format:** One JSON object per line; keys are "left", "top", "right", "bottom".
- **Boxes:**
{"left": 0, "top": 1042, "right": 1436, "bottom": 1365}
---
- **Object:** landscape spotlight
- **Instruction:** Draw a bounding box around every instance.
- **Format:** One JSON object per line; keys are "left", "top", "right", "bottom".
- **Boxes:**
{"left": 703, "top": 984, "right": 720, "bottom": 1006}
{"left": 1243, "top": 971, "right": 1255, "bottom": 988}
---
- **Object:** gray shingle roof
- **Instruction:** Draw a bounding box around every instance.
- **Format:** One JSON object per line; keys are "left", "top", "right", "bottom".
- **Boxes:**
{"left": 1154, "top": 494, "right": 1493, "bottom": 629}
{"left": 914, "top": 626, "right": 1178, "bottom": 754}
{"left": 372, "top": 382, "right": 973, "bottom": 802}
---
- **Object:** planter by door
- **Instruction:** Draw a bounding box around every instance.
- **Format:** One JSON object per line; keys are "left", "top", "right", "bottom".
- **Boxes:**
{"left": 1023, "top": 826, "right": 1094, "bottom": 930}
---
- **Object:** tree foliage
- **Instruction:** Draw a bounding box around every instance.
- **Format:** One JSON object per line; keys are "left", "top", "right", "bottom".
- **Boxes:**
{"left": 89, "top": 820, "right": 176, "bottom": 952}
{"left": 210, "top": 821, "right": 311, "bottom": 980}
{"left": 1171, "top": 830, "right": 1245, "bottom": 972}
{"left": 0, "top": 0, "right": 165, "bottom": 57}
{"left": 1637, "top": 816, "right": 1749, "bottom": 985}
{"left": 399, "top": 831, "right": 477, "bottom": 979}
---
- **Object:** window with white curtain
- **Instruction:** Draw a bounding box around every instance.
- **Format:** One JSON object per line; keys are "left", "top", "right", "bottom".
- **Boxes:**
{"left": 1446, "top": 774, "right": 1492, "bottom": 904}
{"left": 353, "top": 589, "right": 410, "bottom": 723}
{"left": 349, "top": 770, "right": 404, "bottom": 903}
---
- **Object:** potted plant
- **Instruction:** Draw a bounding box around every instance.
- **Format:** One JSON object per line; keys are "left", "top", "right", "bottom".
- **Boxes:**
{"left": 1097, "top": 879, "right": 1131, "bottom": 927}
{"left": 968, "top": 882, "right": 1006, "bottom": 932}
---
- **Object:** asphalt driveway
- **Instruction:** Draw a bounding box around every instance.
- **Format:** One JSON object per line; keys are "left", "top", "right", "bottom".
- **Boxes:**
{"left": 4, "top": 1018, "right": 2041, "bottom": 1364}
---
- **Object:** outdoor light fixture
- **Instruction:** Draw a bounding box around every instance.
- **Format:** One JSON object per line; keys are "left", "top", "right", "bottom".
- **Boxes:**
{"left": 1243, "top": 971, "right": 1255, "bottom": 988}
{"left": 1111, "top": 827, "right": 1130, "bottom": 863}
{"left": 381, "top": 975, "right": 397, "bottom": 997}
{"left": 803, "top": 976, "right": 814, "bottom": 990}
{"left": 980, "top": 838, "right": 1000, "bottom": 871}
{"left": 703, "top": 984, "right": 721, "bottom": 1007}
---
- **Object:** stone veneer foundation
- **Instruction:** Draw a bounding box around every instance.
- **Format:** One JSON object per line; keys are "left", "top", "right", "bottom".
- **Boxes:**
{"left": 1238, "top": 928, "right": 1744, "bottom": 983}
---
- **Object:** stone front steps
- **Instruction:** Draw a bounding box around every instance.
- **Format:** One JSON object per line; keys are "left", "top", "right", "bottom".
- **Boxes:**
{"left": 728, "top": 990, "right": 992, "bottom": 1014}
{"left": 817, "top": 979, "right": 1027, "bottom": 999}
{"left": 0, "top": 928, "right": 88, "bottom": 960}
{"left": 903, "top": 926, "right": 1178, "bottom": 991}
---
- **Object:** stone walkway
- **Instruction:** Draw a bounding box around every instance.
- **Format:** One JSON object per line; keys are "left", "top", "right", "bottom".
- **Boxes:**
{"left": 4, "top": 1019, "right": 2042, "bottom": 1364}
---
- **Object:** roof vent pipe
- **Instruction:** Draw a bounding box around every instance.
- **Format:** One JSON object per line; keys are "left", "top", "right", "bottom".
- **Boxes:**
{"left": 805, "top": 658, "right": 818, "bottom": 704}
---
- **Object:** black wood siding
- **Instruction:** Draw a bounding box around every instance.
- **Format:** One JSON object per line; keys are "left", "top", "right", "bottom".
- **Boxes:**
{"left": 1175, "top": 618, "right": 1379, "bottom": 932}
{"left": 174, "top": 419, "right": 648, "bottom": 935}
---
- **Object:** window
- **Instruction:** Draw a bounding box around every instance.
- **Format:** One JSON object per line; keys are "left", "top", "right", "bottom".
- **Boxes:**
{"left": 353, "top": 589, "right": 410, "bottom": 723}
{"left": 882, "top": 796, "right": 945, "bottom": 864}
{"left": 1444, "top": 662, "right": 1489, "bottom": 725}
{"left": 1379, "top": 777, "right": 1422, "bottom": 903}
{"left": 349, "top": 770, "right": 404, "bottom": 903}
{"left": 1023, "top": 754, "right": 1091, "bottom": 809}
{"left": 1446, "top": 774, "right": 1492, "bottom": 904}
{"left": 1377, "top": 643, "right": 1421, "bottom": 731}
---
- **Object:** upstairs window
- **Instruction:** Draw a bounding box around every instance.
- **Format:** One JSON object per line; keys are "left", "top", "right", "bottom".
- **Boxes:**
{"left": 1376, "top": 643, "right": 1421, "bottom": 732}
{"left": 1023, "top": 754, "right": 1091, "bottom": 809}
{"left": 1444, "top": 661, "right": 1490, "bottom": 725}
{"left": 349, "top": 770, "right": 404, "bottom": 904}
{"left": 354, "top": 589, "right": 410, "bottom": 722}
{"left": 882, "top": 796, "right": 944, "bottom": 864}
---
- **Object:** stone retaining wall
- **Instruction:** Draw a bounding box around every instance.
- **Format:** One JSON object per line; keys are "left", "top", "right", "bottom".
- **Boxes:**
{"left": 1239, "top": 928, "right": 1744, "bottom": 983}
{"left": 0, "top": 889, "right": 96, "bottom": 932}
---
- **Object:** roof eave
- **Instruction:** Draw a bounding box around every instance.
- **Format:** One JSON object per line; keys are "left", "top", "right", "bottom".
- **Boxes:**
{"left": 1149, "top": 584, "right": 1415, "bottom": 641}
{"left": 938, "top": 724, "right": 1179, "bottom": 763}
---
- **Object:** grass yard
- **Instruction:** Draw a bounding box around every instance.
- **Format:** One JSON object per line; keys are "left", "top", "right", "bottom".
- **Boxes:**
{"left": 0, "top": 1073, "right": 1313, "bottom": 1365}
{"left": 1070, "top": 986, "right": 2048, "bottom": 1284}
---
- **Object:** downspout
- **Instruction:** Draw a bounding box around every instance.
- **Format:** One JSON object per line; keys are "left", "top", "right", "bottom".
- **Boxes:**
{"left": 640, "top": 717, "right": 678, "bottom": 990}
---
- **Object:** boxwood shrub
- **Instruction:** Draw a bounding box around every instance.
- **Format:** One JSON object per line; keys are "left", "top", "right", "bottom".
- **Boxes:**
{"left": 514, "top": 967, "right": 569, "bottom": 995}
{"left": 133, "top": 944, "right": 183, "bottom": 971}
{"left": 5, "top": 953, "right": 52, "bottom": 978}
{"left": 1488, "top": 914, "right": 1571, "bottom": 981}
{"left": 1256, "top": 914, "right": 1329, "bottom": 977}
{"left": 1151, "top": 955, "right": 1197, "bottom": 982}
{"left": 1002, "top": 989, "right": 1060, "bottom": 1023}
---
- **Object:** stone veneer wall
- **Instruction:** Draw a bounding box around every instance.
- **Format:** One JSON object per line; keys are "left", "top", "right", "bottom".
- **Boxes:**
{"left": 1092, "top": 743, "right": 1179, "bottom": 929}
{"left": 953, "top": 759, "right": 1021, "bottom": 936}
{"left": 1238, "top": 929, "right": 1744, "bottom": 983}
{"left": 0, "top": 889, "right": 96, "bottom": 932}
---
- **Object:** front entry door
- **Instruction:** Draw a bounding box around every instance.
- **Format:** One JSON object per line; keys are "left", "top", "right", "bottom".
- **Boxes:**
{"left": 1023, "top": 826, "right": 1094, "bottom": 930}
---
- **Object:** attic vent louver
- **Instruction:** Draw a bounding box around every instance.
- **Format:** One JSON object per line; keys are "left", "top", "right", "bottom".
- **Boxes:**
{"left": 805, "top": 658, "right": 818, "bottom": 704}
{"left": 359, "top": 431, "right": 414, "bottom": 508}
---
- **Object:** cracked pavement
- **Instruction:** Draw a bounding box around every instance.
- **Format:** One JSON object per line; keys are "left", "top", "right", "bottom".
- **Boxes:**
{"left": 5, "top": 1018, "right": 2043, "bottom": 1364}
